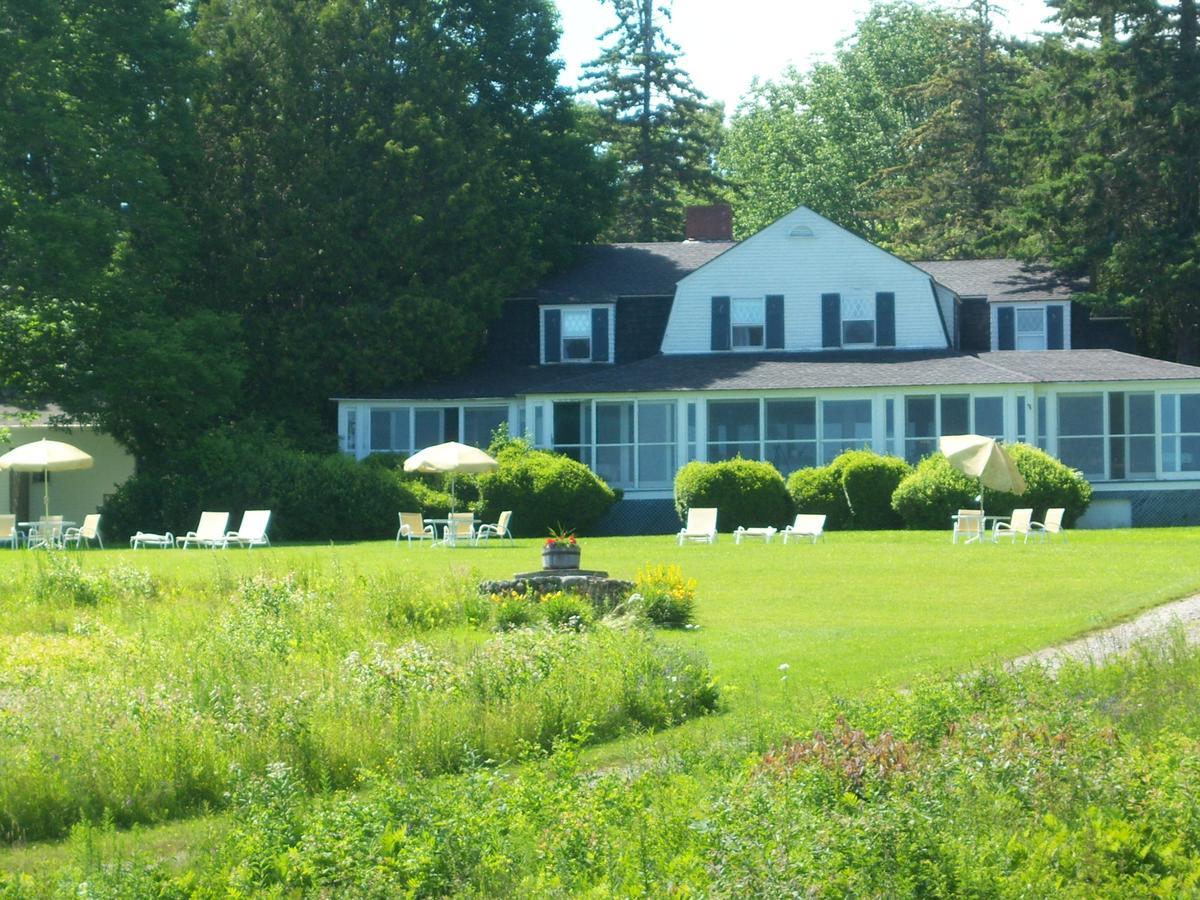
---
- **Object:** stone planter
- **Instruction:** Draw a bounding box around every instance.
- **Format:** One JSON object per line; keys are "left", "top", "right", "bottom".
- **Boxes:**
{"left": 541, "top": 544, "right": 581, "bottom": 571}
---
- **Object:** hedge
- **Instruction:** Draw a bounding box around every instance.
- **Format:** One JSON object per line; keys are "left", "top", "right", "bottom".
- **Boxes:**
{"left": 891, "top": 444, "right": 1093, "bottom": 529}
{"left": 475, "top": 440, "right": 616, "bottom": 537}
{"left": 674, "top": 458, "right": 792, "bottom": 531}
{"left": 101, "top": 429, "right": 422, "bottom": 542}
{"left": 786, "top": 466, "right": 850, "bottom": 530}
{"left": 785, "top": 450, "right": 911, "bottom": 531}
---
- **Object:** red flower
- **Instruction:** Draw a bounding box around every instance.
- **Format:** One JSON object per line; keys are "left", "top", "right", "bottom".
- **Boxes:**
{"left": 568, "top": 536, "right": 576, "bottom": 545}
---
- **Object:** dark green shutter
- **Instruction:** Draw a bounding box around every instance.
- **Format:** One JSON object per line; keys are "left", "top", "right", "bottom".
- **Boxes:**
{"left": 711, "top": 296, "right": 731, "bottom": 351}
{"left": 543, "top": 308, "right": 561, "bottom": 363}
{"left": 821, "top": 293, "right": 841, "bottom": 348}
{"left": 765, "top": 295, "right": 784, "bottom": 349}
{"left": 997, "top": 306, "right": 1014, "bottom": 350}
{"left": 1046, "top": 305, "right": 1064, "bottom": 349}
{"left": 875, "top": 292, "right": 895, "bottom": 347}
{"left": 591, "top": 307, "right": 610, "bottom": 362}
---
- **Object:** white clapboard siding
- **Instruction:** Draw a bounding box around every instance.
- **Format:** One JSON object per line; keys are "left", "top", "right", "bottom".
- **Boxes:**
{"left": 662, "top": 207, "right": 951, "bottom": 354}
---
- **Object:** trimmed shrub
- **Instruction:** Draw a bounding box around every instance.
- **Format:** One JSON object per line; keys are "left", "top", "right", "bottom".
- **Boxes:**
{"left": 673, "top": 458, "right": 792, "bottom": 531}
{"left": 890, "top": 453, "right": 977, "bottom": 530}
{"left": 786, "top": 466, "right": 851, "bottom": 530}
{"left": 890, "top": 443, "right": 1093, "bottom": 529}
{"left": 101, "top": 428, "right": 421, "bottom": 542}
{"left": 475, "top": 441, "right": 616, "bottom": 537}
{"left": 836, "top": 452, "right": 912, "bottom": 530}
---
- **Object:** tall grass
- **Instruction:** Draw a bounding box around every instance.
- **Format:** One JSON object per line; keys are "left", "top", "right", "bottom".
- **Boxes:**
{"left": 0, "top": 557, "right": 716, "bottom": 843}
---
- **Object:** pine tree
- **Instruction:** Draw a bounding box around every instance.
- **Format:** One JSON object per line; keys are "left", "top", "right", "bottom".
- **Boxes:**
{"left": 580, "top": 0, "right": 723, "bottom": 241}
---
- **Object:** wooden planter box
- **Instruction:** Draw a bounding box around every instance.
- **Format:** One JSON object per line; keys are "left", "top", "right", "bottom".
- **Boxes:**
{"left": 541, "top": 545, "right": 581, "bottom": 571}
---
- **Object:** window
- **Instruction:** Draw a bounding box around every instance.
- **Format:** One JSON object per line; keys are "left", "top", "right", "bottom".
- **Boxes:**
{"left": 821, "top": 399, "right": 872, "bottom": 463}
{"left": 463, "top": 406, "right": 507, "bottom": 449}
{"left": 1016, "top": 308, "right": 1046, "bottom": 350}
{"left": 561, "top": 309, "right": 592, "bottom": 361}
{"left": 707, "top": 400, "right": 760, "bottom": 461}
{"left": 1037, "top": 396, "right": 1048, "bottom": 449}
{"left": 1109, "top": 392, "right": 1155, "bottom": 480}
{"left": 940, "top": 395, "right": 970, "bottom": 435}
{"left": 637, "top": 402, "right": 677, "bottom": 488}
{"left": 731, "top": 298, "right": 765, "bottom": 348}
{"left": 904, "top": 396, "right": 937, "bottom": 463}
{"left": 1161, "top": 393, "right": 1200, "bottom": 474}
{"left": 553, "top": 401, "right": 591, "bottom": 464}
{"left": 885, "top": 399, "right": 897, "bottom": 457}
{"left": 369, "top": 407, "right": 411, "bottom": 453}
{"left": 594, "top": 401, "right": 635, "bottom": 487}
{"left": 343, "top": 409, "right": 357, "bottom": 454}
{"left": 842, "top": 296, "right": 875, "bottom": 346}
{"left": 686, "top": 402, "right": 698, "bottom": 462}
{"left": 414, "top": 409, "right": 443, "bottom": 449}
{"left": 974, "top": 397, "right": 1004, "bottom": 440}
{"left": 1056, "top": 394, "right": 1104, "bottom": 479}
{"left": 1016, "top": 395, "right": 1029, "bottom": 443}
{"left": 764, "top": 399, "right": 817, "bottom": 474}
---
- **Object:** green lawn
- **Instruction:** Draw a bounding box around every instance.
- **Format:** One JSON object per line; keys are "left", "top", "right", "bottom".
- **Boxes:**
{"left": 2, "top": 528, "right": 1198, "bottom": 872}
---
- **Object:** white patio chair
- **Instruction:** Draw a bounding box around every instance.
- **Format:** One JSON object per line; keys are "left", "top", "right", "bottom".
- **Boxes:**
{"left": 678, "top": 507, "right": 717, "bottom": 545}
{"left": 441, "top": 512, "right": 476, "bottom": 547}
{"left": 64, "top": 513, "right": 103, "bottom": 549}
{"left": 952, "top": 509, "right": 984, "bottom": 545}
{"left": 227, "top": 510, "right": 271, "bottom": 548}
{"left": 782, "top": 514, "right": 827, "bottom": 544}
{"left": 1031, "top": 507, "right": 1067, "bottom": 542}
{"left": 993, "top": 508, "right": 1034, "bottom": 543}
{"left": 397, "top": 511, "right": 434, "bottom": 545}
{"left": 0, "top": 514, "right": 19, "bottom": 549}
{"left": 476, "top": 510, "right": 514, "bottom": 543}
{"left": 178, "top": 511, "right": 230, "bottom": 549}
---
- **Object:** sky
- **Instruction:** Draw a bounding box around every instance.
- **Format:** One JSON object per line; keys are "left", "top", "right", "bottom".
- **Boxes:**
{"left": 553, "top": 0, "right": 1059, "bottom": 113}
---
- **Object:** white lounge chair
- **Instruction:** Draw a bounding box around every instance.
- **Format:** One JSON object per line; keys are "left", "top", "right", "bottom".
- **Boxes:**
{"left": 227, "top": 510, "right": 271, "bottom": 548}
{"left": 64, "top": 513, "right": 103, "bottom": 549}
{"left": 952, "top": 508, "right": 985, "bottom": 545}
{"left": 130, "top": 531, "right": 175, "bottom": 549}
{"left": 396, "top": 511, "right": 434, "bottom": 545}
{"left": 1031, "top": 507, "right": 1067, "bottom": 542}
{"left": 476, "top": 510, "right": 514, "bottom": 543}
{"left": 178, "top": 511, "right": 230, "bottom": 549}
{"left": 0, "top": 514, "right": 19, "bottom": 549}
{"left": 993, "top": 508, "right": 1034, "bottom": 543}
{"left": 782, "top": 514, "right": 826, "bottom": 544}
{"left": 678, "top": 507, "right": 717, "bottom": 545}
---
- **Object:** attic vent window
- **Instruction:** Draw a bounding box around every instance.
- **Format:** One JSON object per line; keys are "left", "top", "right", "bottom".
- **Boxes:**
{"left": 788, "top": 225, "right": 815, "bottom": 238}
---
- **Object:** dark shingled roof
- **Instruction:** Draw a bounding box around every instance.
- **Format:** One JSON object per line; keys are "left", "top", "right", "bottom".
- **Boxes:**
{"left": 335, "top": 350, "right": 1200, "bottom": 401}
{"left": 535, "top": 242, "right": 735, "bottom": 304}
{"left": 914, "top": 258, "right": 1078, "bottom": 303}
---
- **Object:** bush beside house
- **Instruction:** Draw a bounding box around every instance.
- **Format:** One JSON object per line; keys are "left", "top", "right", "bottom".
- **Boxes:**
{"left": 891, "top": 444, "right": 1092, "bottom": 529}
{"left": 475, "top": 440, "right": 616, "bottom": 537}
{"left": 674, "top": 458, "right": 792, "bottom": 531}
{"left": 786, "top": 451, "right": 912, "bottom": 530}
{"left": 786, "top": 465, "right": 851, "bottom": 530}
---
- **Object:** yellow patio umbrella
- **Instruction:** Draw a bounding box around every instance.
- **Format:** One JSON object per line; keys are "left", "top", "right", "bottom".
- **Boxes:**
{"left": 0, "top": 438, "right": 94, "bottom": 518}
{"left": 403, "top": 441, "right": 499, "bottom": 511}
{"left": 938, "top": 434, "right": 1027, "bottom": 510}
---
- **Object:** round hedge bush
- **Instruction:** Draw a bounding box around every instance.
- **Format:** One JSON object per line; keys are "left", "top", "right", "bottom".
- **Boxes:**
{"left": 674, "top": 458, "right": 792, "bottom": 531}
{"left": 836, "top": 451, "right": 912, "bottom": 530}
{"left": 475, "top": 442, "right": 616, "bottom": 537}
{"left": 786, "top": 466, "right": 851, "bottom": 531}
{"left": 891, "top": 443, "right": 1093, "bottom": 529}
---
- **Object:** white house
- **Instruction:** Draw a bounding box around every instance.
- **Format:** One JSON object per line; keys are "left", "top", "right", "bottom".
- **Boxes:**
{"left": 336, "top": 206, "right": 1200, "bottom": 530}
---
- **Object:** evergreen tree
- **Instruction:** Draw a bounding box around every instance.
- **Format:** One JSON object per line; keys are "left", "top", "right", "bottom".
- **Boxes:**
{"left": 580, "top": 0, "right": 723, "bottom": 241}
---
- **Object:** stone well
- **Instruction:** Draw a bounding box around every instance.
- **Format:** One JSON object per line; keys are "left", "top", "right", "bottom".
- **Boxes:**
{"left": 478, "top": 568, "right": 634, "bottom": 613}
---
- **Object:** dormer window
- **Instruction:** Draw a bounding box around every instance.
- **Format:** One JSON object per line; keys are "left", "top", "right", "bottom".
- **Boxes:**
{"left": 841, "top": 296, "right": 876, "bottom": 346}
{"left": 561, "top": 309, "right": 592, "bottom": 360}
{"left": 542, "top": 305, "right": 612, "bottom": 364}
{"left": 1016, "top": 308, "right": 1046, "bottom": 350}
{"left": 731, "top": 298, "right": 765, "bottom": 348}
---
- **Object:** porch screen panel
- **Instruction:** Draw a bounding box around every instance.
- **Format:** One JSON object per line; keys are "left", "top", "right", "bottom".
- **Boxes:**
{"left": 1057, "top": 394, "right": 1104, "bottom": 479}
{"left": 370, "top": 408, "right": 397, "bottom": 453}
{"left": 553, "top": 401, "right": 591, "bottom": 465}
{"left": 414, "top": 409, "right": 443, "bottom": 449}
{"left": 940, "top": 395, "right": 970, "bottom": 436}
{"left": 764, "top": 399, "right": 816, "bottom": 474}
{"left": 821, "top": 399, "right": 872, "bottom": 464}
{"left": 463, "top": 406, "right": 507, "bottom": 449}
{"left": 904, "top": 396, "right": 937, "bottom": 463}
{"left": 637, "top": 402, "right": 677, "bottom": 488}
{"left": 707, "top": 400, "right": 759, "bottom": 461}
{"left": 595, "top": 401, "right": 635, "bottom": 488}
{"left": 974, "top": 397, "right": 1004, "bottom": 440}
{"left": 1161, "top": 393, "right": 1200, "bottom": 473}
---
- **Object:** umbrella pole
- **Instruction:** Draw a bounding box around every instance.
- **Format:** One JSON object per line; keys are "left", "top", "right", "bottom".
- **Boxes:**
{"left": 43, "top": 468, "right": 50, "bottom": 519}
{"left": 451, "top": 476, "right": 456, "bottom": 513}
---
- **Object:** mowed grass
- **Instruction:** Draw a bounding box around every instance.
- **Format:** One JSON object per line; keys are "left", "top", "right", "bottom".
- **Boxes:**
{"left": 1, "top": 527, "right": 1198, "bottom": 868}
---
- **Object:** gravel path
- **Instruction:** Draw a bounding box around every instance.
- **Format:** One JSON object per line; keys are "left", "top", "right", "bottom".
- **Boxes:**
{"left": 1010, "top": 593, "right": 1200, "bottom": 673}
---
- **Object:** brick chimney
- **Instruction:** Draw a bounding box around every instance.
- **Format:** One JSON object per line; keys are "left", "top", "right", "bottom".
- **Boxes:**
{"left": 685, "top": 204, "right": 733, "bottom": 242}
